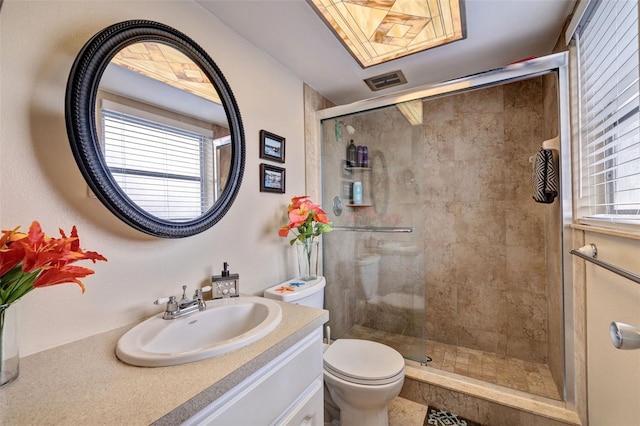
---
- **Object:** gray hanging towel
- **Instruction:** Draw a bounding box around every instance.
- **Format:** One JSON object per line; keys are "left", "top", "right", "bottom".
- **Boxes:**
{"left": 532, "top": 148, "right": 558, "bottom": 203}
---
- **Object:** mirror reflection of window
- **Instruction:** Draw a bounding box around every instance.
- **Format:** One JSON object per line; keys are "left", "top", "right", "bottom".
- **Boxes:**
{"left": 96, "top": 42, "right": 232, "bottom": 222}
{"left": 102, "top": 109, "right": 211, "bottom": 221}
{"left": 97, "top": 93, "right": 232, "bottom": 221}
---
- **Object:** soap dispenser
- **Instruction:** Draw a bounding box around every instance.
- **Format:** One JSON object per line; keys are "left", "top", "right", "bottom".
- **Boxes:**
{"left": 211, "top": 262, "right": 239, "bottom": 299}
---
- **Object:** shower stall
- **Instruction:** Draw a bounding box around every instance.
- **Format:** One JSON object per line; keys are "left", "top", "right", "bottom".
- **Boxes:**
{"left": 316, "top": 53, "right": 572, "bottom": 402}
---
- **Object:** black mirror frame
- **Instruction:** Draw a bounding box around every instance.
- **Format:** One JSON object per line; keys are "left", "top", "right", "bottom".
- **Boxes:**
{"left": 65, "top": 20, "right": 245, "bottom": 238}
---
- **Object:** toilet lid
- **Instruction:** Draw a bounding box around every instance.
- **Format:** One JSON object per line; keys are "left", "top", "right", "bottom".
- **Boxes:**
{"left": 323, "top": 339, "right": 405, "bottom": 385}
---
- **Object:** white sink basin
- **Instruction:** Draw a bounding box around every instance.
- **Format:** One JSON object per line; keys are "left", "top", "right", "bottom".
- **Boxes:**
{"left": 116, "top": 296, "right": 282, "bottom": 367}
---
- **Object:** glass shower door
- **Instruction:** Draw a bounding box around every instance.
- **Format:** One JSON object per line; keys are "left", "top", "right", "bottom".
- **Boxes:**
{"left": 320, "top": 104, "right": 427, "bottom": 364}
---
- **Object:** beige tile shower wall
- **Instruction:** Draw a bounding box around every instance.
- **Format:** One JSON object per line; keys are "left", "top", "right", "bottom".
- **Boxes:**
{"left": 422, "top": 78, "right": 550, "bottom": 364}
{"left": 542, "top": 73, "right": 565, "bottom": 396}
{"left": 304, "top": 84, "right": 334, "bottom": 203}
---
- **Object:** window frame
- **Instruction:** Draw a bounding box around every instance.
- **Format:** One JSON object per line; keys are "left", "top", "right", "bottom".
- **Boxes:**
{"left": 569, "top": 0, "right": 640, "bottom": 231}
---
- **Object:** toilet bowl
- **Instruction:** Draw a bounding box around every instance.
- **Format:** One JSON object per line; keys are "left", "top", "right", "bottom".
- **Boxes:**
{"left": 323, "top": 339, "right": 405, "bottom": 426}
{"left": 264, "top": 277, "right": 406, "bottom": 426}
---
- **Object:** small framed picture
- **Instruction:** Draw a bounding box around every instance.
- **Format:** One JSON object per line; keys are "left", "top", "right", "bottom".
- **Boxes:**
{"left": 259, "top": 130, "right": 285, "bottom": 163}
{"left": 260, "top": 163, "right": 286, "bottom": 193}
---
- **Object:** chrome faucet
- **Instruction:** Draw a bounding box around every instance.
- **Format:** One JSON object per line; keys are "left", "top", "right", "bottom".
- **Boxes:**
{"left": 154, "top": 285, "right": 212, "bottom": 320}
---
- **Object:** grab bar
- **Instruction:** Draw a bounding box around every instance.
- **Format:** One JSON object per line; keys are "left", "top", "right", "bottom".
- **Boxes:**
{"left": 570, "top": 244, "right": 640, "bottom": 286}
{"left": 332, "top": 226, "right": 414, "bottom": 233}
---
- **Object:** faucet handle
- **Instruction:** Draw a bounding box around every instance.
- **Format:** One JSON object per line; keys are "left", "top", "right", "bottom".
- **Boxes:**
{"left": 180, "top": 285, "right": 188, "bottom": 299}
{"left": 155, "top": 296, "right": 177, "bottom": 306}
{"left": 193, "top": 286, "right": 212, "bottom": 300}
{"left": 158, "top": 296, "right": 179, "bottom": 319}
{"left": 179, "top": 285, "right": 192, "bottom": 307}
{"left": 193, "top": 287, "right": 210, "bottom": 311}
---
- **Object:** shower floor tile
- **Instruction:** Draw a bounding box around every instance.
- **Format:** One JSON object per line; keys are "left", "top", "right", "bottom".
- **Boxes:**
{"left": 343, "top": 325, "right": 562, "bottom": 401}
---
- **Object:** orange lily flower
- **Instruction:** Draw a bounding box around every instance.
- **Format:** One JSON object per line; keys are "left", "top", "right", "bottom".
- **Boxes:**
{"left": 0, "top": 221, "right": 107, "bottom": 305}
{"left": 0, "top": 227, "right": 26, "bottom": 277}
{"left": 33, "top": 265, "right": 96, "bottom": 292}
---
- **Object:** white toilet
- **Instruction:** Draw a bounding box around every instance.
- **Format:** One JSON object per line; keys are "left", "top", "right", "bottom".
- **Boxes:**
{"left": 264, "top": 276, "right": 405, "bottom": 426}
{"left": 356, "top": 254, "right": 382, "bottom": 303}
{"left": 357, "top": 253, "right": 425, "bottom": 313}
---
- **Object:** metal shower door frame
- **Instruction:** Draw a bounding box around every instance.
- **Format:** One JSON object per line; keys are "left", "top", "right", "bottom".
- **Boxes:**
{"left": 312, "top": 52, "right": 575, "bottom": 404}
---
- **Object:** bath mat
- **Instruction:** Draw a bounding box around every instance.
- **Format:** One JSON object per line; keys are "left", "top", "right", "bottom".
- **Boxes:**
{"left": 423, "top": 406, "right": 482, "bottom": 426}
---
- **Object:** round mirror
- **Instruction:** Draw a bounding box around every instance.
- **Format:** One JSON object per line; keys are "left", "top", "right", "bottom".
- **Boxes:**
{"left": 65, "top": 20, "right": 245, "bottom": 238}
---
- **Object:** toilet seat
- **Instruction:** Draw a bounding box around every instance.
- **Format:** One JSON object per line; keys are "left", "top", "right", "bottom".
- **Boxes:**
{"left": 323, "top": 339, "right": 405, "bottom": 385}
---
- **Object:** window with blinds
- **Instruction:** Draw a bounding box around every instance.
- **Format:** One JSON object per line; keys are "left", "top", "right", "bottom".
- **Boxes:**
{"left": 576, "top": 0, "right": 640, "bottom": 227}
{"left": 102, "top": 109, "right": 209, "bottom": 222}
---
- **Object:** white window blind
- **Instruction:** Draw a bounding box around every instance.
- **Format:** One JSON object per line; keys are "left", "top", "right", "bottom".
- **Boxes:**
{"left": 576, "top": 0, "right": 640, "bottom": 227}
{"left": 102, "top": 109, "right": 208, "bottom": 221}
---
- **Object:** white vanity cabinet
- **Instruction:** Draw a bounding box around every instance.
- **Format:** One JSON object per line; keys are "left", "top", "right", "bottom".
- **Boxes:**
{"left": 183, "top": 327, "right": 324, "bottom": 425}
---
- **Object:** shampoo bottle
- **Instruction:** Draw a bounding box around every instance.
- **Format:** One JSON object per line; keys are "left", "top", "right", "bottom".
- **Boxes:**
{"left": 357, "top": 146, "right": 365, "bottom": 167}
{"left": 347, "top": 139, "right": 357, "bottom": 167}
{"left": 353, "top": 181, "right": 363, "bottom": 205}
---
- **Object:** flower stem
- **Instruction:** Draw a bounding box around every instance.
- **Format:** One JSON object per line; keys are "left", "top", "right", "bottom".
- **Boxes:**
{"left": 0, "top": 305, "right": 6, "bottom": 379}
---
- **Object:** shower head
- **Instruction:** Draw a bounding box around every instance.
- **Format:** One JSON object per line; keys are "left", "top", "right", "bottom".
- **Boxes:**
{"left": 336, "top": 121, "right": 355, "bottom": 141}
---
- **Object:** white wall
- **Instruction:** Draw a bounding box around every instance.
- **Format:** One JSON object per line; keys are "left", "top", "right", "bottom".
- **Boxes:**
{"left": 0, "top": 0, "right": 306, "bottom": 356}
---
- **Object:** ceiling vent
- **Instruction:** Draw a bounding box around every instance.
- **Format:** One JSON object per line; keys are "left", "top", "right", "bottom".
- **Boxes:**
{"left": 364, "top": 70, "right": 407, "bottom": 91}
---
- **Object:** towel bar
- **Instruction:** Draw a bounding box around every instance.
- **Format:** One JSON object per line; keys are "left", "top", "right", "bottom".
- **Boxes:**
{"left": 529, "top": 136, "right": 559, "bottom": 163}
{"left": 542, "top": 136, "right": 559, "bottom": 150}
{"left": 570, "top": 244, "right": 640, "bottom": 285}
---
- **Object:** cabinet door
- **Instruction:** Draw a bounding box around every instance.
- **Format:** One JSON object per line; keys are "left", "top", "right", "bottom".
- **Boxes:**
{"left": 271, "top": 378, "right": 323, "bottom": 426}
{"left": 184, "top": 327, "right": 323, "bottom": 425}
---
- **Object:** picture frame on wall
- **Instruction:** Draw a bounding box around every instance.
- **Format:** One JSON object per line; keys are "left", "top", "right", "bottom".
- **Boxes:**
{"left": 260, "top": 163, "right": 286, "bottom": 193}
{"left": 259, "top": 130, "right": 285, "bottom": 163}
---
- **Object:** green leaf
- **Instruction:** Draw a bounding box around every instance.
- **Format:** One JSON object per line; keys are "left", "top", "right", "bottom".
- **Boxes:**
{"left": 0, "top": 268, "right": 39, "bottom": 305}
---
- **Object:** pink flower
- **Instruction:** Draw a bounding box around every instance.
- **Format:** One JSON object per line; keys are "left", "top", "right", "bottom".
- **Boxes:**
{"left": 278, "top": 196, "right": 332, "bottom": 245}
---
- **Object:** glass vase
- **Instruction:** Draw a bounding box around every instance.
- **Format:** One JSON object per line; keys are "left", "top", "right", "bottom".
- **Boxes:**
{"left": 0, "top": 301, "right": 19, "bottom": 387}
{"left": 296, "top": 240, "right": 319, "bottom": 281}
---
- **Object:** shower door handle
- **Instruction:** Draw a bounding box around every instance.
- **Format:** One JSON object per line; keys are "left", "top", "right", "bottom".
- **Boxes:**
{"left": 332, "top": 226, "right": 414, "bottom": 233}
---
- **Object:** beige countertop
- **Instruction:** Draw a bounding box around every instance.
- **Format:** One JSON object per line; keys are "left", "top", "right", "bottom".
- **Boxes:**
{"left": 0, "top": 300, "right": 329, "bottom": 425}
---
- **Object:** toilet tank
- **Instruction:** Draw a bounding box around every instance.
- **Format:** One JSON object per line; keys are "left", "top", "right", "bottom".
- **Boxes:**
{"left": 264, "top": 276, "right": 326, "bottom": 308}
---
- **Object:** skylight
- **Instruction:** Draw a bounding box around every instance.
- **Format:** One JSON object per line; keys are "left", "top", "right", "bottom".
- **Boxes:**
{"left": 307, "top": 0, "right": 466, "bottom": 68}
